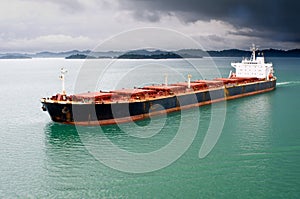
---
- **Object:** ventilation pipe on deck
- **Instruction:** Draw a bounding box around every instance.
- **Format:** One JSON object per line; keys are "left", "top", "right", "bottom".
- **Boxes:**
{"left": 228, "top": 70, "right": 232, "bottom": 78}
{"left": 188, "top": 74, "right": 192, "bottom": 89}
{"left": 164, "top": 74, "right": 168, "bottom": 86}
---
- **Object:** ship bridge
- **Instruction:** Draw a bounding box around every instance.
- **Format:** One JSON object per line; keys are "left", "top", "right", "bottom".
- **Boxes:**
{"left": 231, "top": 44, "right": 274, "bottom": 80}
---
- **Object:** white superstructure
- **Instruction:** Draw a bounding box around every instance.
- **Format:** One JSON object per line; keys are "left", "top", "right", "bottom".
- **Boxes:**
{"left": 231, "top": 44, "right": 274, "bottom": 80}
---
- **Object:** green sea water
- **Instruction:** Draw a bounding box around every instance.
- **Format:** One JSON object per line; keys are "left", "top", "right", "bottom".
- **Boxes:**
{"left": 0, "top": 57, "right": 299, "bottom": 198}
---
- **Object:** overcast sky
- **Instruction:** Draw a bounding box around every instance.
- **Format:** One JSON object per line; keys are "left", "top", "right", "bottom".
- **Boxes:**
{"left": 0, "top": 0, "right": 299, "bottom": 52}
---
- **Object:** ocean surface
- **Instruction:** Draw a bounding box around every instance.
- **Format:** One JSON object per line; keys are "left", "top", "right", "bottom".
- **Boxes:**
{"left": 0, "top": 57, "right": 299, "bottom": 198}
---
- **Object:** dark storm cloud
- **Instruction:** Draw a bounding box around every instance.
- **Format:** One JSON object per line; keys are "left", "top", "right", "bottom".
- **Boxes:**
{"left": 47, "top": 0, "right": 86, "bottom": 13}
{"left": 132, "top": 10, "right": 162, "bottom": 22}
{"left": 120, "top": 0, "right": 300, "bottom": 43}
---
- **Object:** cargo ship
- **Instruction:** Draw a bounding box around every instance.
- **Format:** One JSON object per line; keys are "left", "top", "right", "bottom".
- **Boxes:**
{"left": 41, "top": 45, "right": 276, "bottom": 125}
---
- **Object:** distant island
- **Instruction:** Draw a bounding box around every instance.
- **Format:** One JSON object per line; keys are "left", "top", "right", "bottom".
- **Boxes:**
{"left": 65, "top": 48, "right": 300, "bottom": 59}
{"left": 65, "top": 50, "right": 203, "bottom": 59}
{"left": 118, "top": 50, "right": 184, "bottom": 59}
{"left": 0, "top": 48, "right": 299, "bottom": 59}
{"left": 65, "top": 54, "right": 111, "bottom": 59}
{"left": 207, "top": 49, "right": 300, "bottom": 57}
{"left": 65, "top": 54, "right": 96, "bottom": 59}
{"left": 0, "top": 54, "right": 32, "bottom": 59}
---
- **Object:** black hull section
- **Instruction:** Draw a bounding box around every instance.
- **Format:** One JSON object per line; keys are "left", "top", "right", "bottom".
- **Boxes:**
{"left": 42, "top": 80, "right": 276, "bottom": 125}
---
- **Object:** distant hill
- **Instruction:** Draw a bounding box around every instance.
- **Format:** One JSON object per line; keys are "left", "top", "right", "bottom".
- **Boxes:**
{"left": 261, "top": 49, "right": 300, "bottom": 57}
{"left": 207, "top": 49, "right": 250, "bottom": 57}
{"left": 118, "top": 50, "right": 183, "bottom": 59}
{"left": 0, "top": 54, "right": 32, "bottom": 59}
{"left": 65, "top": 54, "right": 96, "bottom": 59}
{"left": 118, "top": 48, "right": 300, "bottom": 59}
{"left": 207, "top": 49, "right": 300, "bottom": 57}
{"left": 34, "top": 50, "right": 122, "bottom": 58}
{"left": 0, "top": 48, "right": 299, "bottom": 59}
{"left": 36, "top": 50, "right": 92, "bottom": 58}
{"left": 175, "top": 49, "right": 206, "bottom": 58}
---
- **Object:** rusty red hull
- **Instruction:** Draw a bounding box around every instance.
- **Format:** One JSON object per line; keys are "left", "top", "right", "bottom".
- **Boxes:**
{"left": 41, "top": 78, "right": 276, "bottom": 126}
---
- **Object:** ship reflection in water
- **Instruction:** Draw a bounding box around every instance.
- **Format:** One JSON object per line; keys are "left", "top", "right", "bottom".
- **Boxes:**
{"left": 43, "top": 123, "right": 128, "bottom": 196}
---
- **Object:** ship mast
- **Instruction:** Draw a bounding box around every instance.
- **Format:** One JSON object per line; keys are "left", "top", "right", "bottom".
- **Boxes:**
{"left": 59, "top": 68, "right": 67, "bottom": 95}
{"left": 251, "top": 44, "right": 258, "bottom": 61}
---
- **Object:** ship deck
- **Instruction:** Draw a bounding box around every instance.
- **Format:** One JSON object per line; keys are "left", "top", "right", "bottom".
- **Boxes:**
{"left": 41, "top": 77, "right": 276, "bottom": 105}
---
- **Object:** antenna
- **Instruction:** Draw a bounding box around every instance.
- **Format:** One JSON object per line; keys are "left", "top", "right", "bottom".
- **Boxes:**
{"left": 59, "top": 67, "right": 67, "bottom": 95}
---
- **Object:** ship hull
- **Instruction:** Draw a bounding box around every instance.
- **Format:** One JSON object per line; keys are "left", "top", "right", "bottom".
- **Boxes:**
{"left": 41, "top": 79, "right": 276, "bottom": 126}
